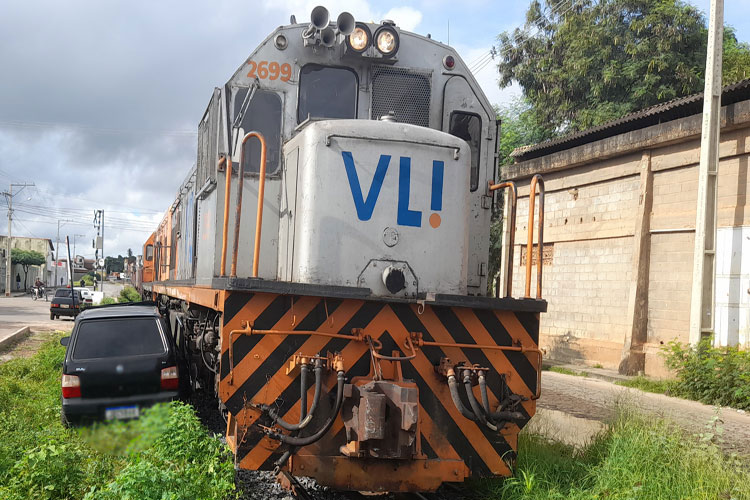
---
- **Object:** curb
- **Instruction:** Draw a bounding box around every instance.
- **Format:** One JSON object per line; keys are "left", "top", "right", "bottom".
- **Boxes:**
{"left": 543, "top": 362, "right": 632, "bottom": 384}
{"left": 0, "top": 326, "right": 31, "bottom": 351}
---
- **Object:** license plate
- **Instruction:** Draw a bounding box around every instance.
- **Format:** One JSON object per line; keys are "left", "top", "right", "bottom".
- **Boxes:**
{"left": 105, "top": 405, "right": 139, "bottom": 420}
{"left": 60, "top": 304, "right": 69, "bottom": 308}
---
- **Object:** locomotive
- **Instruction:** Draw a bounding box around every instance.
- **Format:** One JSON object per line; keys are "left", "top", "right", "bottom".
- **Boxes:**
{"left": 139, "top": 6, "right": 546, "bottom": 493}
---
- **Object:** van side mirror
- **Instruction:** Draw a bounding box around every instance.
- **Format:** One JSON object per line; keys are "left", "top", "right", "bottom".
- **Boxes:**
{"left": 60, "top": 336, "right": 70, "bottom": 347}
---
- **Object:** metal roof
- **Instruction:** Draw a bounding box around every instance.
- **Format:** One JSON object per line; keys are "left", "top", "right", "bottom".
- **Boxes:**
{"left": 512, "top": 78, "right": 750, "bottom": 162}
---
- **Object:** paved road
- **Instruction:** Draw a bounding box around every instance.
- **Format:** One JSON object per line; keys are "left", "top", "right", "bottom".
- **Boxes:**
{"left": 0, "top": 282, "right": 126, "bottom": 341}
{"left": 537, "top": 370, "right": 750, "bottom": 456}
{"left": 0, "top": 294, "right": 70, "bottom": 339}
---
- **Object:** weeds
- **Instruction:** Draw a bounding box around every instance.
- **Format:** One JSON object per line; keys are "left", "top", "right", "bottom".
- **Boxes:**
{"left": 0, "top": 333, "right": 235, "bottom": 500}
{"left": 615, "top": 375, "right": 673, "bottom": 395}
{"left": 475, "top": 407, "right": 750, "bottom": 499}
{"left": 547, "top": 366, "right": 589, "bottom": 377}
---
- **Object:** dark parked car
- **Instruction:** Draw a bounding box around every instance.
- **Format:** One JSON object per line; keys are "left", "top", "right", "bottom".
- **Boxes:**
{"left": 50, "top": 288, "right": 85, "bottom": 320}
{"left": 60, "top": 304, "right": 180, "bottom": 425}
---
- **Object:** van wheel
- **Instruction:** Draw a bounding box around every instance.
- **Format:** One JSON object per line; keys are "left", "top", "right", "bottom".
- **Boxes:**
{"left": 50, "top": 312, "right": 54, "bottom": 320}
{"left": 61, "top": 411, "right": 70, "bottom": 428}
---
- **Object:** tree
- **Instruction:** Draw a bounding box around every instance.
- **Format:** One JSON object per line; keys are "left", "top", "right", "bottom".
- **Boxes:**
{"left": 104, "top": 255, "right": 124, "bottom": 274}
{"left": 496, "top": 97, "right": 555, "bottom": 166}
{"left": 487, "top": 96, "right": 557, "bottom": 293}
{"left": 11, "top": 249, "right": 45, "bottom": 290}
{"left": 497, "top": 0, "right": 712, "bottom": 134}
{"left": 723, "top": 27, "right": 750, "bottom": 85}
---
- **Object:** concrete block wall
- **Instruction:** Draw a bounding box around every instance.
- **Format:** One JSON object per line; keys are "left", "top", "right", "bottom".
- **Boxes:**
{"left": 647, "top": 231, "right": 694, "bottom": 344}
{"left": 503, "top": 98, "right": 750, "bottom": 374}
{"left": 509, "top": 170, "right": 640, "bottom": 369}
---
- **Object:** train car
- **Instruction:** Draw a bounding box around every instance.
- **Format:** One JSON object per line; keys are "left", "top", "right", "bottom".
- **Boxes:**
{"left": 141, "top": 6, "right": 547, "bottom": 493}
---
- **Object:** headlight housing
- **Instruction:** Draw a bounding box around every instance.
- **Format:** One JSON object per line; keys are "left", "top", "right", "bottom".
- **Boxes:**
{"left": 374, "top": 26, "right": 399, "bottom": 56}
{"left": 346, "top": 23, "right": 371, "bottom": 53}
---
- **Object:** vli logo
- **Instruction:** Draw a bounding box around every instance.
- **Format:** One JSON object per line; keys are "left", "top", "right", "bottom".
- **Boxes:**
{"left": 342, "top": 151, "right": 444, "bottom": 228}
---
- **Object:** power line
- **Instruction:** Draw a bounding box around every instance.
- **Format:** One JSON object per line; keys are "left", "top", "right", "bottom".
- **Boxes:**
{"left": 0, "top": 119, "right": 198, "bottom": 138}
{"left": 26, "top": 185, "right": 165, "bottom": 214}
{"left": 14, "top": 218, "right": 152, "bottom": 234}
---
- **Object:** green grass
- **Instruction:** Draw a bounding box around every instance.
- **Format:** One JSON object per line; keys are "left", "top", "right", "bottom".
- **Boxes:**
{"left": 0, "top": 334, "right": 235, "bottom": 500}
{"left": 474, "top": 408, "right": 750, "bottom": 500}
{"left": 616, "top": 375, "right": 674, "bottom": 395}
{"left": 547, "top": 366, "right": 589, "bottom": 377}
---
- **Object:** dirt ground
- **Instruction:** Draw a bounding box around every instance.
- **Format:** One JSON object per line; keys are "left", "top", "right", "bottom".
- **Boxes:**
{"left": 536, "top": 370, "right": 750, "bottom": 456}
{"left": 0, "top": 329, "right": 64, "bottom": 363}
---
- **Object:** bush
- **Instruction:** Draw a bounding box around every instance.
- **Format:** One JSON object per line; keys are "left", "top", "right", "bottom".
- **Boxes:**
{"left": 99, "top": 297, "right": 116, "bottom": 305}
{"left": 664, "top": 339, "right": 750, "bottom": 410}
{"left": 118, "top": 286, "right": 141, "bottom": 303}
{"left": 81, "top": 274, "right": 95, "bottom": 286}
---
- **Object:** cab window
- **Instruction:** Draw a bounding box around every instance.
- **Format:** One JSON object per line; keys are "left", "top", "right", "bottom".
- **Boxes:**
{"left": 145, "top": 244, "right": 154, "bottom": 261}
{"left": 298, "top": 64, "right": 357, "bottom": 123}
{"left": 449, "top": 112, "right": 481, "bottom": 192}
{"left": 233, "top": 88, "right": 282, "bottom": 175}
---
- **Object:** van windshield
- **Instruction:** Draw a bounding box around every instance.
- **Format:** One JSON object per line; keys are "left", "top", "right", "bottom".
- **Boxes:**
{"left": 73, "top": 318, "right": 165, "bottom": 359}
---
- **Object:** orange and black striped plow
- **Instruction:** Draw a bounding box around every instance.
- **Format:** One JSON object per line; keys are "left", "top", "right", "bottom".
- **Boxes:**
{"left": 219, "top": 291, "right": 543, "bottom": 493}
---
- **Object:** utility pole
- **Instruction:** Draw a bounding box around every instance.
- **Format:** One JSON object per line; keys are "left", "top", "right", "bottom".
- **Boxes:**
{"left": 54, "top": 219, "right": 74, "bottom": 289}
{"left": 72, "top": 233, "right": 84, "bottom": 283}
{"left": 3, "top": 182, "right": 35, "bottom": 296}
{"left": 93, "top": 210, "right": 104, "bottom": 292}
{"left": 689, "top": 0, "right": 724, "bottom": 345}
{"left": 72, "top": 233, "right": 84, "bottom": 260}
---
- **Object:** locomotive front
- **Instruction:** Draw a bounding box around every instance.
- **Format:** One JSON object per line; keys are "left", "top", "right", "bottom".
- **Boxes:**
{"left": 143, "top": 6, "right": 546, "bottom": 494}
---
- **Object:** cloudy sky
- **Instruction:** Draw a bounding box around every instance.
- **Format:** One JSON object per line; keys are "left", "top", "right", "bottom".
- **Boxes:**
{"left": 1, "top": 0, "right": 748, "bottom": 259}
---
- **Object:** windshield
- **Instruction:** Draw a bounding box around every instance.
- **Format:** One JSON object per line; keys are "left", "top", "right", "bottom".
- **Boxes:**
{"left": 297, "top": 64, "right": 357, "bottom": 123}
{"left": 72, "top": 318, "right": 166, "bottom": 359}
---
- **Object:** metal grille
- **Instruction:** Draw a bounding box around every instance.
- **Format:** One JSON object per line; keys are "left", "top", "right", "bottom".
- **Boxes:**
{"left": 371, "top": 66, "right": 431, "bottom": 127}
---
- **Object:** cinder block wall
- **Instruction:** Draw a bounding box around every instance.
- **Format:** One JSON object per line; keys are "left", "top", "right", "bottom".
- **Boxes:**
{"left": 503, "top": 98, "right": 750, "bottom": 375}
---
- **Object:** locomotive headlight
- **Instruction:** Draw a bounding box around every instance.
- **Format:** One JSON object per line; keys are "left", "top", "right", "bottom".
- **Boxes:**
{"left": 375, "top": 27, "right": 398, "bottom": 55}
{"left": 347, "top": 23, "right": 370, "bottom": 52}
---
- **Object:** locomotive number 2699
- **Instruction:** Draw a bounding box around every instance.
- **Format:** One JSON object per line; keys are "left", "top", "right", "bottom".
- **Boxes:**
{"left": 247, "top": 60, "right": 292, "bottom": 81}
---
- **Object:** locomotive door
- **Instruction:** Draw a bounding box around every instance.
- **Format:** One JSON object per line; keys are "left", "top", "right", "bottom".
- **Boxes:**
{"left": 442, "top": 76, "right": 493, "bottom": 293}
{"left": 229, "top": 86, "right": 284, "bottom": 279}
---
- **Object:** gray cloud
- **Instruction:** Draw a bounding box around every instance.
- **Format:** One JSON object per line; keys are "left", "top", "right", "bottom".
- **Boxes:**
{"left": 0, "top": 0, "right": 296, "bottom": 256}
{"left": 0, "top": 0, "right": 429, "bottom": 257}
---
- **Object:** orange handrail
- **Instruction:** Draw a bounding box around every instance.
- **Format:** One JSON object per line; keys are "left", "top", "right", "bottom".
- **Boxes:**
{"left": 488, "top": 180, "right": 517, "bottom": 298}
{"left": 220, "top": 155, "right": 232, "bottom": 276}
{"left": 525, "top": 174, "right": 545, "bottom": 299}
{"left": 229, "top": 131, "right": 267, "bottom": 278}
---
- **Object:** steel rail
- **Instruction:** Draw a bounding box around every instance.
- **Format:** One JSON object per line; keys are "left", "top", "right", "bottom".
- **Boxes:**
{"left": 525, "top": 174, "right": 545, "bottom": 299}
{"left": 219, "top": 155, "right": 232, "bottom": 276}
{"left": 230, "top": 131, "right": 268, "bottom": 277}
{"left": 488, "top": 180, "right": 517, "bottom": 297}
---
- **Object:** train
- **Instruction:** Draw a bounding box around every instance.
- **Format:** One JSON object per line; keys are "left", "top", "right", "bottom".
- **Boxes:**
{"left": 136, "top": 6, "right": 547, "bottom": 493}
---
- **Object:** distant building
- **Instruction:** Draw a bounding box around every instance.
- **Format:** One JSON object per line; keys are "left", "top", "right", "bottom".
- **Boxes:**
{"left": 501, "top": 79, "right": 750, "bottom": 377}
{"left": 0, "top": 235, "right": 54, "bottom": 292}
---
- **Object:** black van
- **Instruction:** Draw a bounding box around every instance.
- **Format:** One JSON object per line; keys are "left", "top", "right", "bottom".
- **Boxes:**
{"left": 60, "top": 304, "right": 180, "bottom": 425}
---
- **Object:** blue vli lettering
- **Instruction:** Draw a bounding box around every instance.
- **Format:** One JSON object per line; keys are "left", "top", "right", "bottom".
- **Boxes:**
{"left": 342, "top": 152, "right": 444, "bottom": 228}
